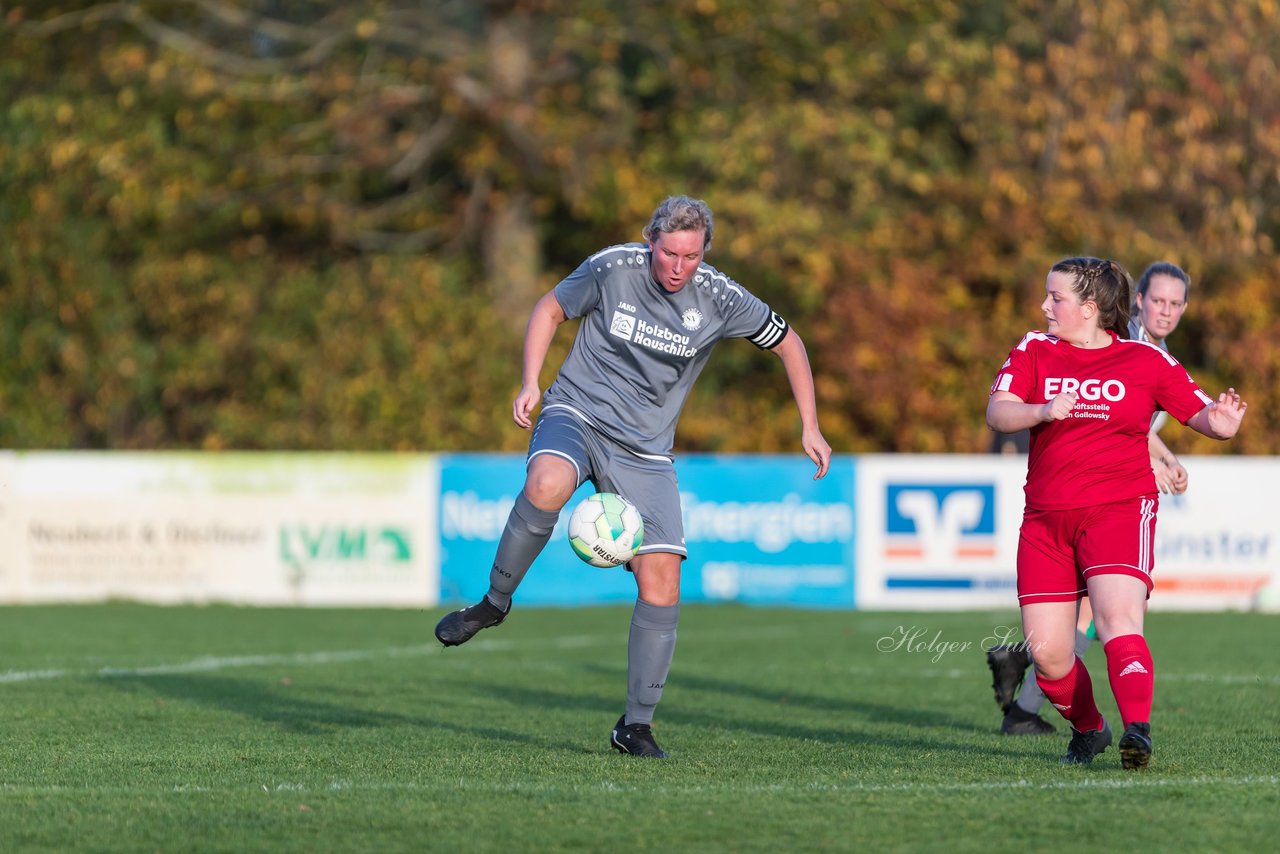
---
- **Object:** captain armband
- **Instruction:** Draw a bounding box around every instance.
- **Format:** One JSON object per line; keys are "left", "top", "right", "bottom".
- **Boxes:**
{"left": 748, "top": 311, "right": 789, "bottom": 350}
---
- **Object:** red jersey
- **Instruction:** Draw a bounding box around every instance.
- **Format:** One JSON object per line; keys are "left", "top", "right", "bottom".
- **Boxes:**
{"left": 991, "top": 330, "right": 1212, "bottom": 510}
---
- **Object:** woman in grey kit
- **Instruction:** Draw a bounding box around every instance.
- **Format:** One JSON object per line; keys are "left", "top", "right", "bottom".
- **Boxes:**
{"left": 435, "top": 195, "right": 832, "bottom": 757}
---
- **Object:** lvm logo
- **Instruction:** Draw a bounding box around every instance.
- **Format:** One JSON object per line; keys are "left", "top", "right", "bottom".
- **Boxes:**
{"left": 884, "top": 484, "right": 996, "bottom": 562}
{"left": 279, "top": 524, "right": 411, "bottom": 569}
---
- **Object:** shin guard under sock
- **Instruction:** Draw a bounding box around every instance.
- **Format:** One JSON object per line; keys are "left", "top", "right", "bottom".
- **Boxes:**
{"left": 1104, "top": 634, "right": 1155, "bottom": 726}
{"left": 486, "top": 492, "right": 560, "bottom": 610}
{"left": 625, "top": 599, "right": 679, "bottom": 726}
{"left": 1036, "top": 657, "right": 1104, "bottom": 733}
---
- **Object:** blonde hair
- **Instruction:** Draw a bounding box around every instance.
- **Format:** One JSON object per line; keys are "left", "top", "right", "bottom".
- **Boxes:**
{"left": 642, "top": 195, "right": 714, "bottom": 250}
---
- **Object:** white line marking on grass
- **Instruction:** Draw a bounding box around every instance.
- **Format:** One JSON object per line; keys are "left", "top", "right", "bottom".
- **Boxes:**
{"left": 2, "top": 775, "right": 1276, "bottom": 798}
{"left": 1160, "top": 671, "right": 1280, "bottom": 686}
{"left": 290, "top": 775, "right": 1280, "bottom": 797}
{"left": 0, "top": 625, "right": 789, "bottom": 686}
{"left": 391, "top": 774, "right": 1280, "bottom": 795}
{"left": 0, "top": 646, "right": 442, "bottom": 684}
{"left": 0, "top": 637, "right": 586, "bottom": 684}
{"left": 848, "top": 665, "right": 1280, "bottom": 687}
{"left": 94, "top": 646, "right": 443, "bottom": 677}
{"left": 5, "top": 626, "right": 1274, "bottom": 688}
{"left": 0, "top": 668, "right": 70, "bottom": 684}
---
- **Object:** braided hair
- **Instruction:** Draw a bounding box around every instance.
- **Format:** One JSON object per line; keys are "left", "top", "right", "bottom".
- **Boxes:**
{"left": 1049, "top": 257, "right": 1133, "bottom": 339}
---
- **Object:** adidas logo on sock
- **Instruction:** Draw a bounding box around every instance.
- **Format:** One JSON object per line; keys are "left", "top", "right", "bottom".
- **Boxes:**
{"left": 1118, "top": 661, "right": 1149, "bottom": 677}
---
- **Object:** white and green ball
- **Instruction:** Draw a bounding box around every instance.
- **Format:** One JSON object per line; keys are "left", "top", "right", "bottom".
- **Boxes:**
{"left": 567, "top": 492, "right": 644, "bottom": 568}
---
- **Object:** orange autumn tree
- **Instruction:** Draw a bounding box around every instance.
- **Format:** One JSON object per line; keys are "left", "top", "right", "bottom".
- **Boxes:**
{"left": 2, "top": 0, "right": 1277, "bottom": 452}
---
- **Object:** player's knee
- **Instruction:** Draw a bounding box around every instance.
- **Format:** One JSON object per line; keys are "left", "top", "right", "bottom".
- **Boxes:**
{"left": 1091, "top": 613, "right": 1143, "bottom": 644}
{"left": 523, "top": 467, "right": 576, "bottom": 509}
{"left": 1030, "top": 646, "right": 1076, "bottom": 680}
{"left": 632, "top": 556, "right": 682, "bottom": 606}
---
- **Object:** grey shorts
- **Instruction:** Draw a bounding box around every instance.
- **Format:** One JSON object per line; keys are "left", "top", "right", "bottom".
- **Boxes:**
{"left": 528, "top": 407, "right": 686, "bottom": 559}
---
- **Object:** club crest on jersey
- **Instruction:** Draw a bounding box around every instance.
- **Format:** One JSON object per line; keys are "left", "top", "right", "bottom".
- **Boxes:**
{"left": 681, "top": 307, "right": 704, "bottom": 331}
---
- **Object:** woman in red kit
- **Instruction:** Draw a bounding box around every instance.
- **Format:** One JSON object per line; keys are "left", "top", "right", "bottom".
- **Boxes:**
{"left": 987, "top": 257, "right": 1247, "bottom": 770}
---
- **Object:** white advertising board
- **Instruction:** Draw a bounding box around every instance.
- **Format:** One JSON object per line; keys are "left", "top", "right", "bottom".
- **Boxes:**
{"left": 855, "top": 454, "right": 1280, "bottom": 612}
{"left": 1149, "top": 457, "right": 1278, "bottom": 610}
{"left": 0, "top": 453, "right": 439, "bottom": 607}
{"left": 855, "top": 454, "right": 1025, "bottom": 610}
{"left": 0, "top": 451, "right": 14, "bottom": 596}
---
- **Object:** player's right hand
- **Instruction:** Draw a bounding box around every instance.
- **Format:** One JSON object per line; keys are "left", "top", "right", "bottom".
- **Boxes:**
{"left": 512, "top": 384, "right": 541, "bottom": 429}
{"left": 1041, "top": 391, "right": 1077, "bottom": 421}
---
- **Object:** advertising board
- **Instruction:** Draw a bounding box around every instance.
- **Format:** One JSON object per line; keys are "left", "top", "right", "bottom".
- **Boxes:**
{"left": 0, "top": 453, "right": 438, "bottom": 607}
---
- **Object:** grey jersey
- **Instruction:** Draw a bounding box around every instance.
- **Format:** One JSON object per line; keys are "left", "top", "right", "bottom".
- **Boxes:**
{"left": 542, "top": 242, "right": 787, "bottom": 459}
{"left": 1129, "top": 316, "right": 1171, "bottom": 429}
{"left": 1127, "top": 316, "right": 1169, "bottom": 352}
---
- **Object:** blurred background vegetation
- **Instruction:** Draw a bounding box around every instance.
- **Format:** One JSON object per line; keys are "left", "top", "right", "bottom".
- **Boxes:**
{"left": 2, "top": 0, "right": 1277, "bottom": 454}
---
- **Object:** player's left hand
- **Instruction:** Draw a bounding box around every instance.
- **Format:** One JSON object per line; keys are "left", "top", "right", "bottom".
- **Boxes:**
{"left": 1205, "top": 388, "right": 1248, "bottom": 439}
{"left": 803, "top": 428, "right": 832, "bottom": 480}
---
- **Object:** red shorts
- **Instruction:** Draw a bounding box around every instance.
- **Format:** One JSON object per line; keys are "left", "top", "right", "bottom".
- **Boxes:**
{"left": 1016, "top": 495, "right": 1158, "bottom": 605}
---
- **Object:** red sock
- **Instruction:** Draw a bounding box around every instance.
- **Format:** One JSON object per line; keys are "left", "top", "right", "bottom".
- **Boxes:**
{"left": 1104, "top": 634, "right": 1154, "bottom": 726}
{"left": 1035, "top": 657, "right": 1104, "bottom": 733}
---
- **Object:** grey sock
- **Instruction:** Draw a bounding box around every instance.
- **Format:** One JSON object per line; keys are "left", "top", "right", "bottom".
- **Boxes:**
{"left": 1074, "top": 628, "right": 1093, "bottom": 660}
{"left": 485, "top": 492, "right": 560, "bottom": 610}
{"left": 625, "top": 599, "right": 679, "bottom": 726}
{"left": 1013, "top": 669, "right": 1048, "bottom": 715}
{"left": 1014, "top": 648, "right": 1048, "bottom": 715}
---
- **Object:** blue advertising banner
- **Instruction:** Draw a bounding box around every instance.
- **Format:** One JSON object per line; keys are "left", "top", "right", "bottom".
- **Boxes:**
{"left": 438, "top": 455, "right": 637, "bottom": 605}
{"left": 678, "top": 454, "right": 856, "bottom": 607}
{"left": 438, "top": 454, "right": 857, "bottom": 607}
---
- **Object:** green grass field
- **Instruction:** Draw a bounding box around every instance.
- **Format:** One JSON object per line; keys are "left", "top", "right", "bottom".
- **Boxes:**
{"left": 2, "top": 604, "right": 1277, "bottom": 852}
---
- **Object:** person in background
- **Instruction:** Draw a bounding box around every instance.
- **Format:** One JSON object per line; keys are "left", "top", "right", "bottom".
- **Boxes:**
{"left": 986, "top": 261, "right": 1195, "bottom": 736}
{"left": 1129, "top": 262, "right": 1192, "bottom": 494}
{"left": 987, "top": 256, "right": 1245, "bottom": 769}
{"left": 433, "top": 195, "right": 831, "bottom": 758}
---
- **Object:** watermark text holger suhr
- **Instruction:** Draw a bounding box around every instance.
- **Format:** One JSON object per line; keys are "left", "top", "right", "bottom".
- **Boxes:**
{"left": 876, "top": 625, "right": 1037, "bottom": 664}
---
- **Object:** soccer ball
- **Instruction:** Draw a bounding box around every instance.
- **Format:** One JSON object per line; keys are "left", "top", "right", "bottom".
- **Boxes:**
{"left": 1253, "top": 577, "right": 1280, "bottom": 613}
{"left": 567, "top": 492, "right": 644, "bottom": 568}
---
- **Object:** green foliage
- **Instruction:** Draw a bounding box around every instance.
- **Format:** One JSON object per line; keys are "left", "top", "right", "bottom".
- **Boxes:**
{"left": 2, "top": 1, "right": 1278, "bottom": 451}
